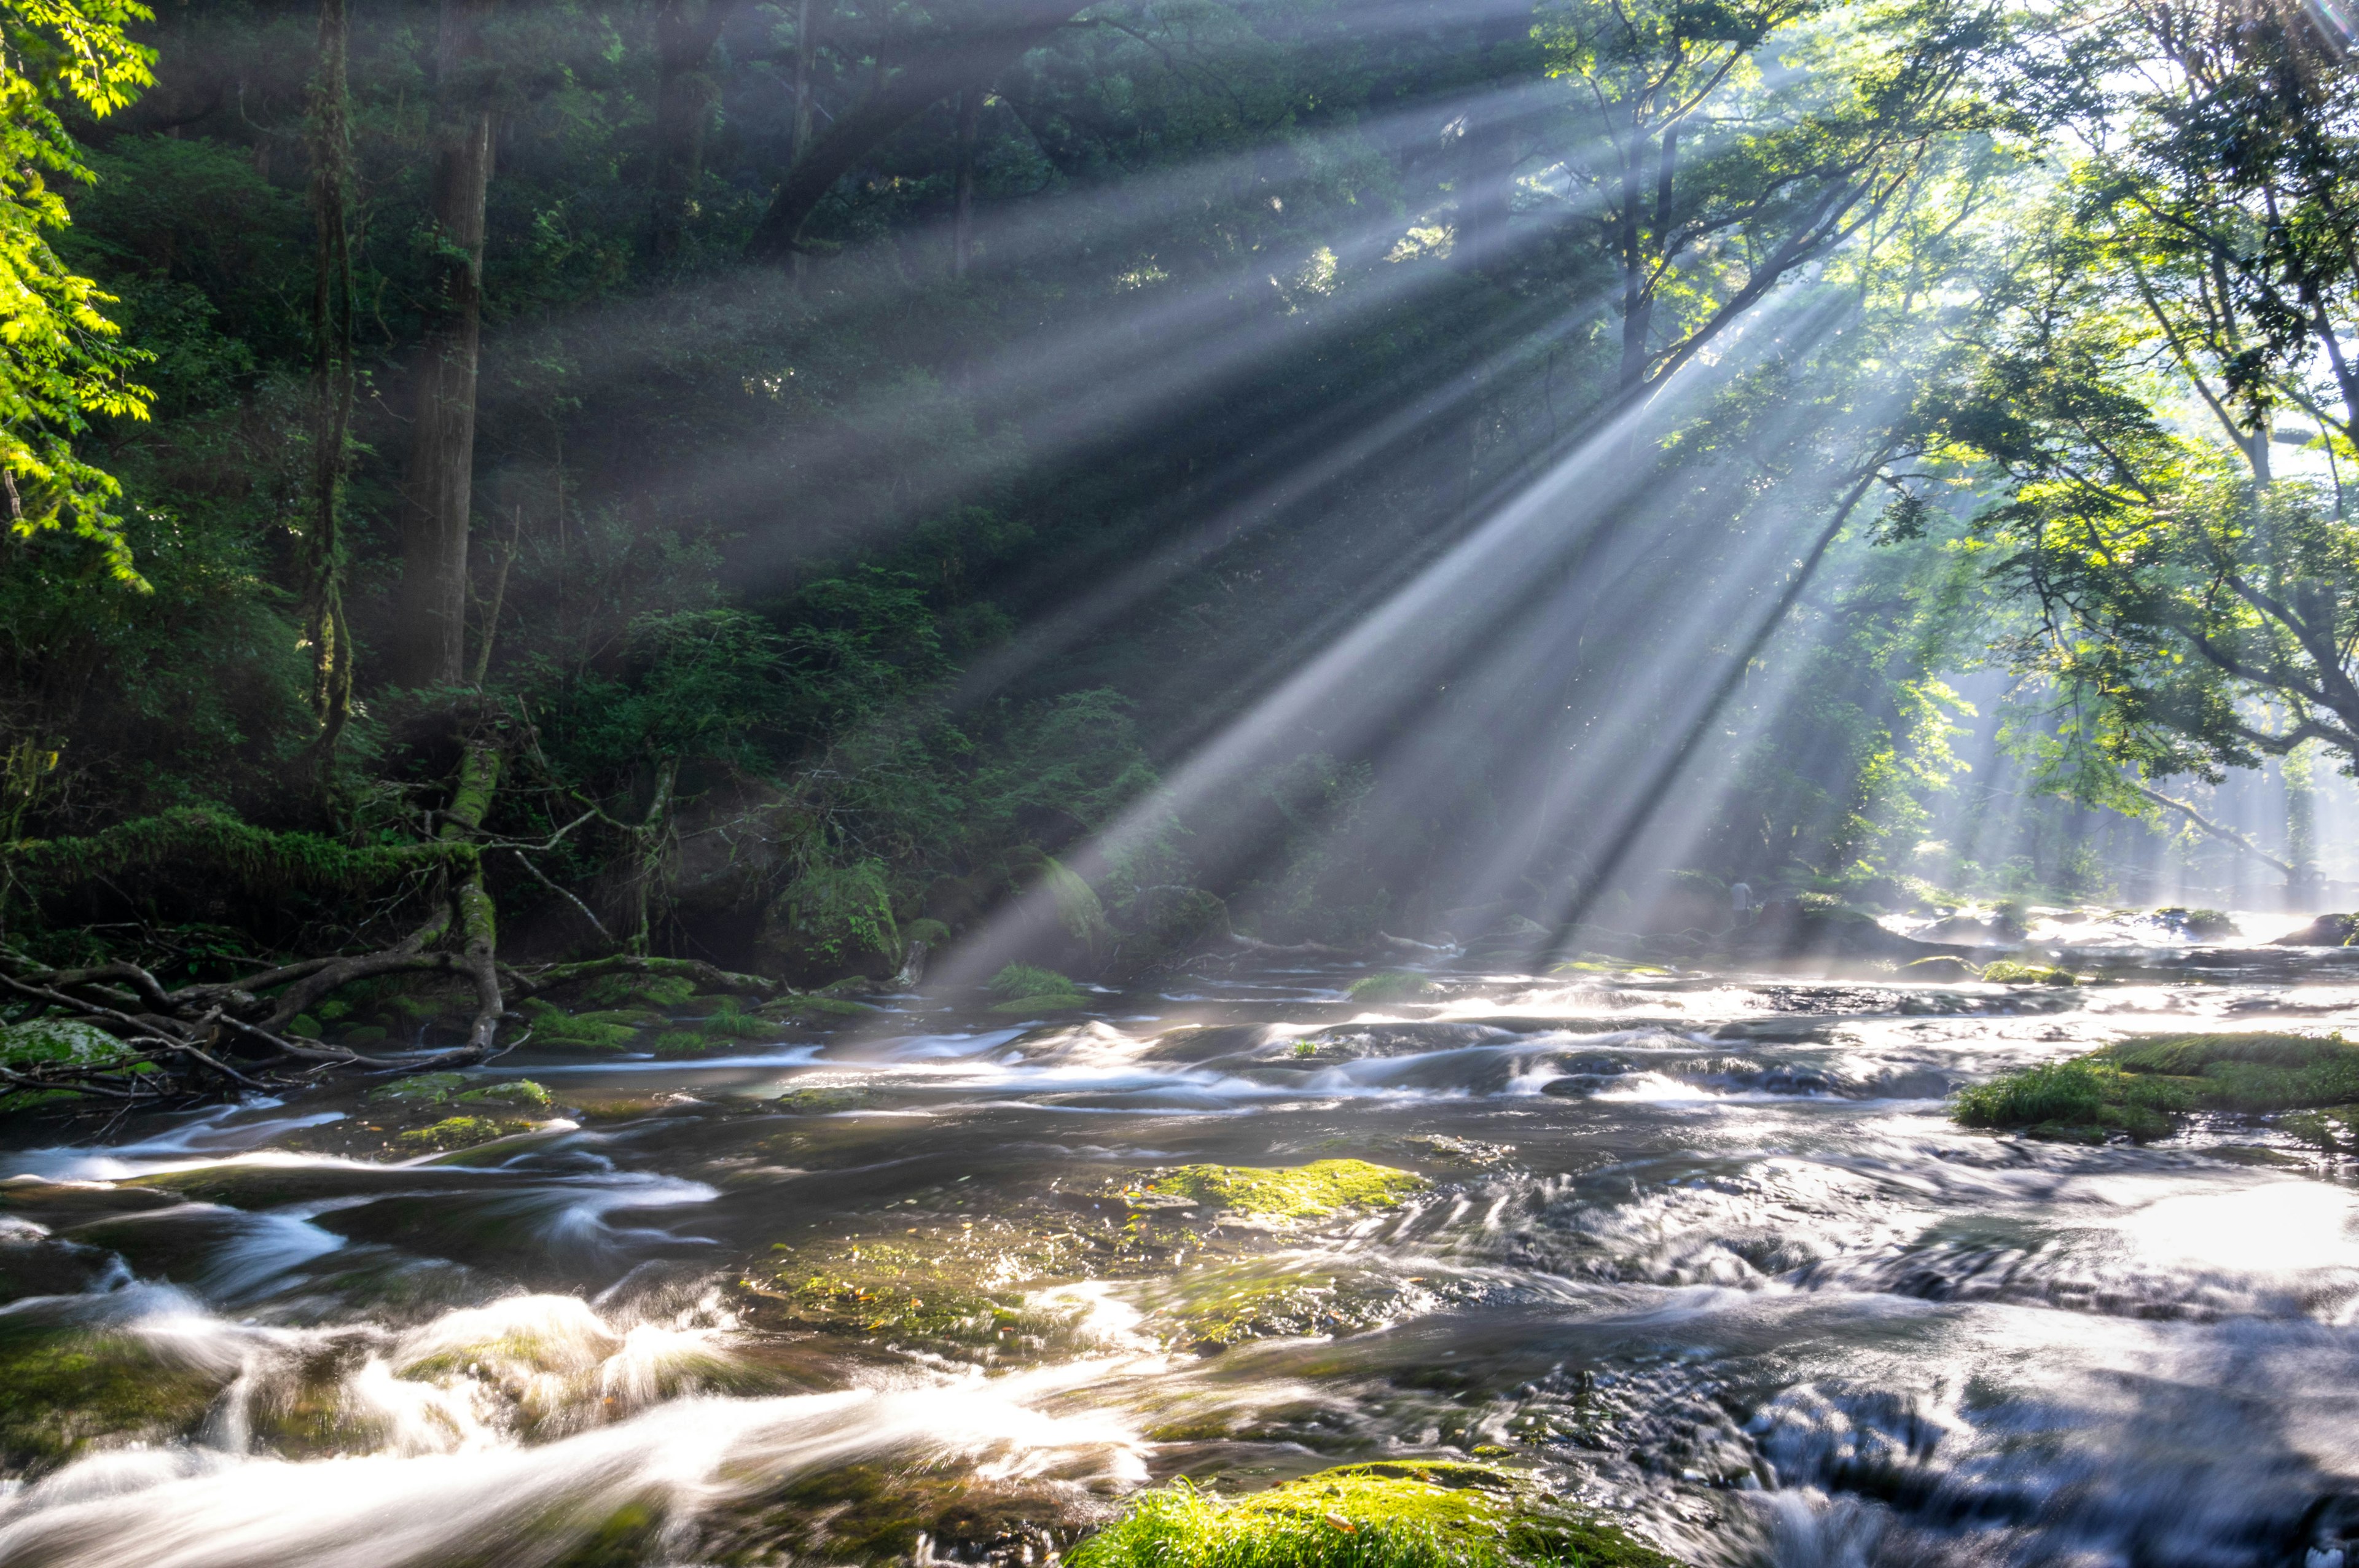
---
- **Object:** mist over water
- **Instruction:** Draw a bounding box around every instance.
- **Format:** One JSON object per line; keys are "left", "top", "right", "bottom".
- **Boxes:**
{"left": 7, "top": 924, "right": 2359, "bottom": 1568}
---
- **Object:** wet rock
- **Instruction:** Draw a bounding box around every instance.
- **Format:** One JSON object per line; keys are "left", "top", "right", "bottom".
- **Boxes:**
{"left": 1069, "top": 1461, "right": 1683, "bottom": 1568}
{"left": 1915, "top": 914, "right": 2023, "bottom": 945}
{"left": 1127, "top": 1160, "right": 1426, "bottom": 1220}
{"left": 2272, "top": 914, "right": 2359, "bottom": 947}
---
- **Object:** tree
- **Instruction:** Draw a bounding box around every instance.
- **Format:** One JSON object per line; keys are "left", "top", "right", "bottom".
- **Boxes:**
{"left": 649, "top": 0, "right": 736, "bottom": 263}
{"left": 1535, "top": 0, "right": 2005, "bottom": 397}
{"left": 1939, "top": 0, "right": 2359, "bottom": 809}
{"left": 746, "top": 0, "right": 1094, "bottom": 262}
{"left": 394, "top": 0, "right": 500, "bottom": 688}
{"left": 0, "top": 0, "right": 154, "bottom": 583}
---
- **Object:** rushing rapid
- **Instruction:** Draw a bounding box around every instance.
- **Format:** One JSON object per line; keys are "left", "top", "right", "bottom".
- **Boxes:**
{"left": 6, "top": 922, "right": 2359, "bottom": 1568}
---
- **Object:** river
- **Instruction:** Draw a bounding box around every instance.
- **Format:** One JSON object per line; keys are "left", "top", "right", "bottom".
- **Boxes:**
{"left": 4, "top": 919, "right": 2358, "bottom": 1568}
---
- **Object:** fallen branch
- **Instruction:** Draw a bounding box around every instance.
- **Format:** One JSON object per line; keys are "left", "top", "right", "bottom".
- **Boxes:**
{"left": 2137, "top": 784, "right": 2293, "bottom": 875}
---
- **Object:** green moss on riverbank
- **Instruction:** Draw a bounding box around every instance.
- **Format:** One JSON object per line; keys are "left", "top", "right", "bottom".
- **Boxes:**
{"left": 1954, "top": 1032, "right": 2359, "bottom": 1141}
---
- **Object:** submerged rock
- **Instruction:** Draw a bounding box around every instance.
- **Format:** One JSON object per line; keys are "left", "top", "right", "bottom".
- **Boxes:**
{"left": 1070, "top": 1462, "right": 1682, "bottom": 1568}
{"left": 1130, "top": 1160, "right": 1426, "bottom": 1220}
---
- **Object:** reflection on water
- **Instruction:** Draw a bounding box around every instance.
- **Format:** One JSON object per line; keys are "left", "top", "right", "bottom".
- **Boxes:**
{"left": 4, "top": 931, "right": 2359, "bottom": 1566}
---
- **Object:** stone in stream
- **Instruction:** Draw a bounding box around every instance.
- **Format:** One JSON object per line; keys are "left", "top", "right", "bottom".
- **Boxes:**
{"left": 2270, "top": 913, "right": 2359, "bottom": 946}
{"left": 1069, "top": 1461, "right": 1683, "bottom": 1568}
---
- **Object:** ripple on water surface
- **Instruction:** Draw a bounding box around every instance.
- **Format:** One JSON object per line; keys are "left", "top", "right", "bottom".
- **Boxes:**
{"left": 6, "top": 946, "right": 2359, "bottom": 1566}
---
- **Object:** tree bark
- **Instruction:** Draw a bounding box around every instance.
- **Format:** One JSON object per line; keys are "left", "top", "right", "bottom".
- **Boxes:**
{"left": 650, "top": 0, "right": 735, "bottom": 264}
{"left": 303, "top": 0, "right": 358, "bottom": 761}
{"left": 394, "top": 0, "right": 499, "bottom": 689}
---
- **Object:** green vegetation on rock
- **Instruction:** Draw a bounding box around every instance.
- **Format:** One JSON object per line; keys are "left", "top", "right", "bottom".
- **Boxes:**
{"left": 365, "top": 1072, "right": 466, "bottom": 1104}
{"left": 1133, "top": 1160, "right": 1425, "bottom": 1219}
{"left": 1070, "top": 1464, "right": 1681, "bottom": 1568}
{"left": 987, "top": 962, "right": 1088, "bottom": 1014}
{"left": 398, "top": 1115, "right": 538, "bottom": 1150}
{"left": 1980, "top": 961, "right": 2077, "bottom": 986}
{"left": 1954, "top": 1033, "right": 2359, "bottom": 1141}
{"left": 1346, "top": 972, "right": 1436, "bottom": 1003}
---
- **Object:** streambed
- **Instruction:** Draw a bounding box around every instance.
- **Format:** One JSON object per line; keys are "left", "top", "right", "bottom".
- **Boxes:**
{"left": 4, "top": 934, "right": 2359, "bottom": 1567}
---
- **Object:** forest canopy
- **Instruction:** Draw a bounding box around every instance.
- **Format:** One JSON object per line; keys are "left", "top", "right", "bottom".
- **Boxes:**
{"left": 3, "top": 0, "right": 2357, "bottom": 1093}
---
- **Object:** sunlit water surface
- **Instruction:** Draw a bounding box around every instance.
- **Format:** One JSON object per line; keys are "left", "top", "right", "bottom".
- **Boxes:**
{"left": 6, "top": 931, "right": 2359, "bottom": 1568}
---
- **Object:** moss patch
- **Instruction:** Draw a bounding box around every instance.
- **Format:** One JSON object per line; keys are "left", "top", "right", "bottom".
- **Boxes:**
{"left": 0, "top": 1323, "right": 232, "bottom": 1473}
{"left": 519, "top": 1002, "right": 655, "bottom": 1050}
{"left": 365, "top": 1072, "right": 466, "bottom": 1104}
{"left": 1980, "top": 961, "right": 2077, "bottom": 986}
{"left": 986, "top": 964, "right": 1087, "bottom": 1013}
{"left": 1955, "top": 1032, "right": 2359, "bottom": 1141}
{"left": 459, "top": 1079, "right": 552, "bottom": 1107}
{"left": 1346, "top": 972, "right": 1436, "bottom": 1003}
{"left": 1071, "top": 1464, "right": 1680, "bottom": 1568}
{"left": 1133, "top": 1160, "right": 1426, "bottom": 1220}
{"left": 399, "top": 1115, "right": 539, "bottom": 1150}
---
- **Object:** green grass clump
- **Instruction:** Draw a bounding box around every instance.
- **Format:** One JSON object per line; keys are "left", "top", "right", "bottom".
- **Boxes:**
{"left": 517, "top": 1002, "right": 651, "bottom": 1050}
{"left": 698, "top": 999, "right": 773, "bottom": 1039}
{"left": 1070, "top": 1464, "right": 1680, "bottom": 1568}
{"left": 1346, "top": 971, "right": 1436, "bottom": 1003}
{"left": 1980, "top": 961, "right": 2077, "bottom": 986}
{"left": 1954, "top": 1032, "right": 2359, "bottom": 1142}
{"left": 1952, "top": 1059, "right": 2188, "bottom": 1142}
{"left": 1136, "top": 1159, "right": 1426, "bottom": 1219}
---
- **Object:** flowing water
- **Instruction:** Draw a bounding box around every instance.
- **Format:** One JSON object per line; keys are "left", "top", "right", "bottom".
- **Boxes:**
{"left": 7, "top": 922, "right": 2359, "bottom": 1568}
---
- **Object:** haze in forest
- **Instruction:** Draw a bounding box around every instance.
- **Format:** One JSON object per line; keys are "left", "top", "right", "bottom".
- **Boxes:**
{"left": 6, "top": 0, "right": 2359, "bottom": 1037}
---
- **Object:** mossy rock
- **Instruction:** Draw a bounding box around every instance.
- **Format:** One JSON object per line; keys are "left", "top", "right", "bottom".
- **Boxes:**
{"left": 1071, "top": 1463, "right": 1681, "bottom": 1568}
{"left": 0, "top": 1321, "right": 233, "bottom": 1473}
{"left": 398, "top": 1115, "right": 539, "bottom": 1150}
{"left": 759, "top": 994, "right": 882, "bottom": 1021}
{"left": 1980, "top": 961, "right": 2077, "bottom": 986}
{"left": 1954, "top": 1032, "right": 2359, "bottom": 1141}
{"left": 0, "top": 1018, "right": 133, "bottom": 1070}
{"left": 697, "top": 1001, "right": 774, "bottom": 1039}
{"left": 578, "top": 972, "right": 698, "bottom": 1010}
{"left": 1347, "top": 971, "right": 1436, "bottom": 1003}
{"left": 366, "top": 1071, "right": 466, "bottom": 1105}
{"left": 1132, "top": 1159, "right": 1426, "bottom": 1220}
{"left": 651, "top": 1030, "right": 711, "bottom": 1056}
{"left": 457, "top": 1079, "right": 552, "bottom": 1108}
{"left": 518, "top": 1001, "right": 655, "bottom": 1050}
{"left": 340, "top": 1024, "right": 389, "bottom": 1045}
{"left": 1144, "top": 1263, "right": 1415, "bottom": 1351}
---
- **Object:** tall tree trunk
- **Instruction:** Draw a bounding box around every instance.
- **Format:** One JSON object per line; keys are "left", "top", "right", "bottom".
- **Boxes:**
{"left": 952, "top": 84, "right": 979, "bottom": 278}
{"left": 303, "top": 0, "right": 357, "bottom": 766}
{"left": 395, "top": 0, "right": 499, "bottom": 689}
{"left": 789, "top": 0, "right": 817, "bottom": 292}
{"left": 650, "top": 0, "right": 735, "bottom": 264}
{"left": 1614, "top": 130, "right": 1653, "bottom": 395}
